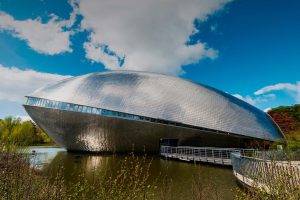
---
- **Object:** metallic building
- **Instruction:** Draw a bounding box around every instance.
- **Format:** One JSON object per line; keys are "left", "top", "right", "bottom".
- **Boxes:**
{"left": 24, "top": 71, "right": 284, "bottom": 153}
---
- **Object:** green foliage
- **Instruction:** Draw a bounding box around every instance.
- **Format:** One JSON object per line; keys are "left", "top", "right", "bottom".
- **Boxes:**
{"left": 0, "top": 116, "right": 53, "bottom": 146}
{"left": 271, "top": 133, "right": 300, "bottom": 151}
{"left": 270, "top": 104, "right": 300, "bottom": 122}
{"left": 285, "top": 134, "right": 300, "bottom": 150}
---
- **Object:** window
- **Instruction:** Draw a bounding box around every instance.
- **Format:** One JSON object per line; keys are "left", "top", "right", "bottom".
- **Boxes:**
{"left": 92, "top": 108, "right": 97, "bottom": 114}
{"left": 38, "top": 99, "right": 43, "bottom": 106}
{"left": 44, "top": 100, "right": 48, "bottom": 107}
{"left": 36, "top": 99, "right": 40, "bottom": 106}
{"left": 82, "top": 106, "right": 87, "bottom": 113}
{"left": 51, "top": 101, "right": 56, "bottom": 108}
{"left": 96, "top": 108, "right": 102, "bottom": 115}
{"left": 26, "top": 98, "right": 194, "bottom": 129}
{"left": 48, "top": 101, "right": 53, "bottom": 108}
{"left": 65, "top": 103, "right": 70, "bottom": 110}
{"left": 69, "top": 104, "right": 75, "bottom": 111}
{"left": 86, "top": 107, "right": 92, "bottom": 113}
{"left": 60, "top": 102, "right": 66, "bottom": 110}
{"left": 39, "top": 99, "right": 44, "bottom": 107}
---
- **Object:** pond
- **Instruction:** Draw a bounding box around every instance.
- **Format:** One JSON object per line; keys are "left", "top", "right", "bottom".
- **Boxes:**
{"left": 25, "top": 146, "right": 238, "bottom": 200}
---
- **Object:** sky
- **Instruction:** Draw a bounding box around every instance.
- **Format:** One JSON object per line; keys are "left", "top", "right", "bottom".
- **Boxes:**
{"left": 0, "top": 0, "right": 299, "bottom": 119}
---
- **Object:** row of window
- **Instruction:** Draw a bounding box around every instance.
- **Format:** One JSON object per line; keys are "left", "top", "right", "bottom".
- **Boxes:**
{"left": 26, "top": 97, "right": 140, "bottom": 120}
{"left": 25, "top": 96, "right": 228, "bottom": 135}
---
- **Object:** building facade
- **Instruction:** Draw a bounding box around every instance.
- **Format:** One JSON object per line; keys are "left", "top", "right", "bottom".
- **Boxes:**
{"left": 24, "top": 71, "right": 284, "bottom": 152}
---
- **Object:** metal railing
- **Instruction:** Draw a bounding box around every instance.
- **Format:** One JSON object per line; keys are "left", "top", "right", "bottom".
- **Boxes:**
{"left": 231, "top": 152, "right": 300, "bottom": 193}
{"left": 160, "top": 145, "right": 255, "bottom": 165}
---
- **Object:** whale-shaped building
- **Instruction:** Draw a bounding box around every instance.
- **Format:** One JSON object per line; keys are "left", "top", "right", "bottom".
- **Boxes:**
{"left": 24, "top": 71, "right": 284, "bottom": 152}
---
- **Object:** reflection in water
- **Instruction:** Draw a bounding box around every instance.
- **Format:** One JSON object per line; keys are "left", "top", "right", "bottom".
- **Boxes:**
{"left": 27, "top": 147, "right": 237, "bottom": 200}
{"left": 24, "top": 146, "right": 66, "bottom": 169}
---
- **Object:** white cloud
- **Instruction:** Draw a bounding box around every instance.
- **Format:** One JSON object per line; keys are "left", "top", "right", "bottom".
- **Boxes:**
{"left": 0, "top": 64, "right": 71, "bottom": 104}
{"left": 15, "top": 115, "right": 32, "bottom": 122}
{"left": 263, "top": 107, "right": 271, "bottom": 113}
{"left": 254, "top": 82, "right": 300, "bottom": 103}
{"left": 84, "top": 42, "right": 121, "bottom": 70}
{"left": 79, "top": 0, "right": 231, "bottom": 75}
{"left": 232, "top": 81, "right": 300, "bottom": 110}
{"left": 232, "top": 93, "right": 276, "bottom": 106}
{"left": 0, "top": 0, "right": 78, "bottom": 55}
{"left": 232, "top": 94, "right": 256, "bottom": 105}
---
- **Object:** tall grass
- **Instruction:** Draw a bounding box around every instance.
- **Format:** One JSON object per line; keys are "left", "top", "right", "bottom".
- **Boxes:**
{"left": 1, "top": 141, "right": 299, "bottom": 200}
{"left": 0, "top": 142, "right": 161, "bottom": 200}
{"left": 192, "top": 167, "right": 221, "bottom": 200}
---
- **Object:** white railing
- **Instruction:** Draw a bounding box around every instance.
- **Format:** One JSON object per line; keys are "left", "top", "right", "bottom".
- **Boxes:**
{"left": 231, "top": 152, "right": 300, "bottom": 193}
{"left": 160, "top": 145, "right": 255, "bottom": 165}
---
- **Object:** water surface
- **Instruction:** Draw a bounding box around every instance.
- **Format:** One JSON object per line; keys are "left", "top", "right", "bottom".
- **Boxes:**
{"left": 26, "top": 146, "right": 238, "bottom": 200}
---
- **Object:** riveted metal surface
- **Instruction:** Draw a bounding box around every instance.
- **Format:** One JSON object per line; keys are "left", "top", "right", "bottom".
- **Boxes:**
{"left": 27, "top": 71, "right": 283, "bottom": 142}
{"left": 24, "top": 105, "right": 256, "bottom": 152}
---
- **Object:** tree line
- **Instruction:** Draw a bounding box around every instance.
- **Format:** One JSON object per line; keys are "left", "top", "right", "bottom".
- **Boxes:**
{"left": 0, "top": 116, "right": 53, "bottom": 146}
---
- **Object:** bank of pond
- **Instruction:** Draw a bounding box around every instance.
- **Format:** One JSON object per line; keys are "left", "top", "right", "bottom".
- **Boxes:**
{"left": 0, "top": 146, "right": 299, "bottom": 200}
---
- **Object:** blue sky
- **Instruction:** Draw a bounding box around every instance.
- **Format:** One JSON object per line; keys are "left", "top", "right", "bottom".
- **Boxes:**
{"left": 0, "top": 0, "right": 299, "bottom": 119}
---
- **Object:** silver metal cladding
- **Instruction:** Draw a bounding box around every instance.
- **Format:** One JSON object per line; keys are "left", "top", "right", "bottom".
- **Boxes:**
{"left": 24, "top": 71, "right": 284, "bottom": 152}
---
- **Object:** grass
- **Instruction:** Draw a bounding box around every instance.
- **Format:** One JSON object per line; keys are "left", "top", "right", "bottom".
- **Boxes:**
{"left": 0, "top": 142, "right": 160, "bottom": 200}
{"left": 1, "top": 141, "right": 300, "bottom": 200}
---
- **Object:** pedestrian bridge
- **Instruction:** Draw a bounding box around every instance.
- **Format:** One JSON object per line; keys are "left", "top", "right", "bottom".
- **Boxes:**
{"left": 160, "top": 145, "right": 300, "bottom": 194}
{"left": 159, "top": 145, "right": 254, "bottom": 166}
{"left": 231, "top": 151, "right": 300, "bottom": 193}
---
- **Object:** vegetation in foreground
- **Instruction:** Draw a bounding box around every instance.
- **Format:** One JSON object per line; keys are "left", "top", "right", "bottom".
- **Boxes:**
{"left": 0, "top": 116, "right": 53, "bottom": 146}
{"left": 0, "top": 142, "right": 160, "bottom": 200}
{"left": 0, "top": 105, "right": 300, "bottom": 199}
{"left": 1, "top": 142, "right": 300, "bottom": 200}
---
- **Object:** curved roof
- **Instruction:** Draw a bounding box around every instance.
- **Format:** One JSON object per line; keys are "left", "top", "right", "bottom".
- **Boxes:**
{"left": 29, "top": 71, "right": 284, "bottom": 141}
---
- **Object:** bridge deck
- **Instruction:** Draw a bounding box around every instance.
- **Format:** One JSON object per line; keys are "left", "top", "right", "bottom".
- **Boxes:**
{"left": 160, "top": 146, "right": 254, "bottom": 166}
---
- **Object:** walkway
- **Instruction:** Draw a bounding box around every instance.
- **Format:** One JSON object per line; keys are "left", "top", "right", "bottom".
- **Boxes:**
{"left": 160, "top": 145, "right": 254, "bottom": 166}
{"left": 231, "top": 152, "right": 300, "bottom": 193}
{"left": 160, "top": 145, "right": 300, "bottom": 194}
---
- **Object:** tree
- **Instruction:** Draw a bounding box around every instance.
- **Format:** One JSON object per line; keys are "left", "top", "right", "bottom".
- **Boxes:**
{"left": 0, "top": 116, "right": 53, "bottom": 146}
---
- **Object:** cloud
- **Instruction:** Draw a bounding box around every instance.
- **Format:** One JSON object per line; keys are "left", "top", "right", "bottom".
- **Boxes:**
{"left": 0, "top": 0, "right": 78, "bottom": 55}
{"left": 254, "top": 82, "right": 300, "bottom": 103}
{"left": 84, "top": 42, "right": 121, "bottom": 70}
{"left": 79, "top": 0, "right": 231, "bottom": 75}
{"left": 232, "top": 81, "right": 300, "bottom": 111}
{"left": 0, "top": 64, "right": 71, "bottom": 104}
{"left": 263, "top": 107, "right": 271, "bottom": 113}
{"left": 0, "top": 0, "right": 231, "bottom": 74}
{"left": 15, "top": 115, "right": 32, "bottom": 122}
{"left": 232, "top": 93, "right": 276, "bottom": 106}
{"left": 232, "top": 94, "right": 256, "bottom": 105}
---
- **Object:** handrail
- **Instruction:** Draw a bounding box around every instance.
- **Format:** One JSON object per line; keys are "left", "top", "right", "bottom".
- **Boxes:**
{"left": 159, "top": 145, "right": 256, "bottom": 165}
{"left": 231, "top": 152, "right": 300, "bottom": 193}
